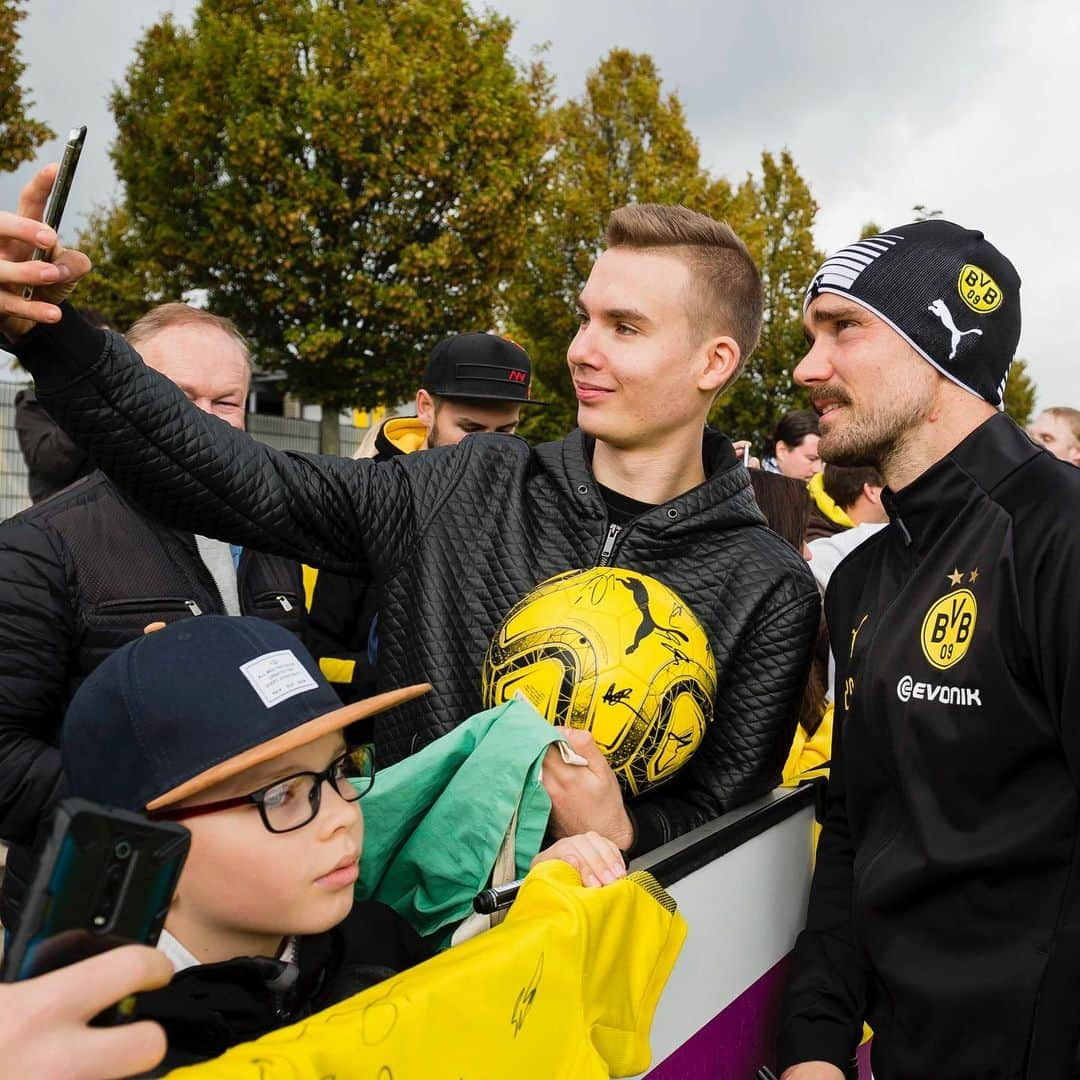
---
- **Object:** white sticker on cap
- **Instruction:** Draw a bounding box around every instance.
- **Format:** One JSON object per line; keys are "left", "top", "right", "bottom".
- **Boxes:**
{"left": 239, "top": 650, "right": 318, "bottom": 708}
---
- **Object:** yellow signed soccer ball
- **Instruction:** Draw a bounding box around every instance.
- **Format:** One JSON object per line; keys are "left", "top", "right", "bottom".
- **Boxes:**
{"left": 481, "top": 567, "right": 717, "bottom": 796}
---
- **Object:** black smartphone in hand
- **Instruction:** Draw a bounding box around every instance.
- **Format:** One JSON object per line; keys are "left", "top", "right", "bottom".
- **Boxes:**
{"left": 22, "top": 125, "right": 86, "bottom": 300}
{"left": 1, "top": 797, "right": 189, "bottom": 997}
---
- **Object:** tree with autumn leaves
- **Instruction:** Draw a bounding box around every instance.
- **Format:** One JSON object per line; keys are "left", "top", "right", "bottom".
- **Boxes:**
{"left": 78, "top": 0, "right": 551, "bottom": 450}
{"left": 506, "top": 50, "right": 821, "bottom": 445}
{"left": 75, "top": 7, "right": 834, "bottom": 445}
{"left": 0, "top": 0, "right": 52, "bottom": 174}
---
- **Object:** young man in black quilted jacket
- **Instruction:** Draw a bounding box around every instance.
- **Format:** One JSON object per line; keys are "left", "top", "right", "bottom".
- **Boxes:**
{"left": 0, "top": 167, "right": 819, "bottom": 860}
{"left": 0, "top": 302, "right": 307, "bottom": 934}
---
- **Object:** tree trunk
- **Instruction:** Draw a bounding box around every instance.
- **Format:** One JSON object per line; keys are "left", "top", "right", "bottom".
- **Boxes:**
{"left": 320, "top": 406, "right": 341, "bottom": 456}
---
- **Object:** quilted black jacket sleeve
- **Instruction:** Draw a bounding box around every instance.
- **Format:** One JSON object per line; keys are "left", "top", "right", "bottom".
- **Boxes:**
{"left": 15, "top": 306, "right": 421, "bottom": 578}
{"left": 0, "top": 516, "right": 74, "bottom": 845}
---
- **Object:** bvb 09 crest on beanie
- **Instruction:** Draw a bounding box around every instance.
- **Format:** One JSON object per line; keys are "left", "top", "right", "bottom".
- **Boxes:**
{"left": 805, "top": 219, "right": 1021, "bottom": 407}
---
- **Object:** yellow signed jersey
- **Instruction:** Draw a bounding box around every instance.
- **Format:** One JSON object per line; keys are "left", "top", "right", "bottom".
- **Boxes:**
{"left": 168, "top": 860, "right": 687, "bottom": 1080}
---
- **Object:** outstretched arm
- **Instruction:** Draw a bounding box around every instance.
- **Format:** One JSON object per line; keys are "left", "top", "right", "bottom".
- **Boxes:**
{"left": 1, "top": 167, "right": 412, "bottom": 577}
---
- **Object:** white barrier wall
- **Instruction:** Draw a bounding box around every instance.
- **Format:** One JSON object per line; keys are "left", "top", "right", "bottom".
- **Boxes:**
{"left": 631, "top": 787, "right": 819, "bottom": 1079}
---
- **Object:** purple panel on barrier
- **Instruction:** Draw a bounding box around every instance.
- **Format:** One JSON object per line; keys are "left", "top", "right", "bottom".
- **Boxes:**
{"left": 646, "top": 955, "right": 791, "bottom": 1078}
{"left": 646, "top": 955, "right": 876, "bottom": 1079}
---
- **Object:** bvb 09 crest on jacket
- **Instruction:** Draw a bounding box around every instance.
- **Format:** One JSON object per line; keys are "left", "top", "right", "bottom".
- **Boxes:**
{"left": 482, "top": 568, "right": 716, "bottom": 796}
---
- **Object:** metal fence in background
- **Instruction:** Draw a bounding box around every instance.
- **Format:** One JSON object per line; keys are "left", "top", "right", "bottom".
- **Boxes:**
{"left": 340, "top": 423, "right": 365, "bottom": 456}
{"left": 246, "top": 413, "right": 321, "bottom": 454}
{"left": 0, "top": 382, "right": 31, "bottom": 522}
{"left": 246, "top": 414, "right": 367, "bottom": 457}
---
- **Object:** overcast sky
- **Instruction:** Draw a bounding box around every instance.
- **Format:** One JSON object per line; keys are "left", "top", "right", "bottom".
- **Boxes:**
{"left": 4, "top": 0, "right": 1076, "bottom": 406}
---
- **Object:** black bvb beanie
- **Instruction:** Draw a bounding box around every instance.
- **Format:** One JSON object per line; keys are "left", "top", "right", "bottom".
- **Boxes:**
{"left": 804, "top": 220, "right": 1021, "bottom": 407}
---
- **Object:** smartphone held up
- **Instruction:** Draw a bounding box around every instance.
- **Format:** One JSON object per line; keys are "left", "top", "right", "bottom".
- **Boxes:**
{"left": 22, "top": 125, "right": 86, "bottom": 301}
{"left": 1, "top": 797, "right": 189, "bottom": 994}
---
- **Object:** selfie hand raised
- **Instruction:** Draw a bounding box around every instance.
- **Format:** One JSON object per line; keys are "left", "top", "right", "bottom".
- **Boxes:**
{"left": 1, "top": 163, "right": 92, "bottom": 340}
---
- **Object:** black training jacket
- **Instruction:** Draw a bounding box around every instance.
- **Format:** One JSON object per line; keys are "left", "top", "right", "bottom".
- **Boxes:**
{"left": 14, "top": 306, "right": 820, "bottom": 856}
{"left": 0, "top": 471, "right": 306, "bottom": 930}
{"left": 778, "top": 414, "right": 1080, "bottom": 1079}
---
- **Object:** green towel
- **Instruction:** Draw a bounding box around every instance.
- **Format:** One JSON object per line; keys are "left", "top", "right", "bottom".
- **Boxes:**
{"left": 354, "top": 697, "right": 565, "bottom": 947}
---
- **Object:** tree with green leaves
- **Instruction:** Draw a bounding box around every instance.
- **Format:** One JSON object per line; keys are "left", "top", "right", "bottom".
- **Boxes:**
{"left": 76, "top": 204, "right": 166, "bottom": 332}
{"left": 506, "top": 50, "right": 821, "bottom": 448}
{"left": 0, "top": 0, "right": 52, "bottom": 173}
{"left": 1003, "top": 357, "right": 1037, "bottom": 427}
{"left": 709, "top": 150, "right": 823, "bottom": 448}
{"left": 77, "top": 0, "right": 550, "bottom": 448}
{"left": 506, "top": 48, "right": 730, "bottom": 443}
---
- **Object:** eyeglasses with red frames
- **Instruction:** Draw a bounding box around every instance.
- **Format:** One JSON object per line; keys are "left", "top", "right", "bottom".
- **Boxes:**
{"left": 149, "top": 745, "right": 375, "bottom": 835}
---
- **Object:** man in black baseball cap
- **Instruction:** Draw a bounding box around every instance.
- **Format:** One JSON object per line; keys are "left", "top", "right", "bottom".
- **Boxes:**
{"left": 363, "top": 331, "right": 544, "bottom": 462}
{"left": 61, "top": 616, "right": 430, "bottom": 1071}
{"left": 308, "top": 331, "right": 546, "bottom": 705}
{"left": 778, "top": 222, "right": 1080, "bottom": 1080}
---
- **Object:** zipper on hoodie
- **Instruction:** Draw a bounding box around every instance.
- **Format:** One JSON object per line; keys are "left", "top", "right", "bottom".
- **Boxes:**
{"left": 597, "top": 524, "right": 620, "bottom": 566}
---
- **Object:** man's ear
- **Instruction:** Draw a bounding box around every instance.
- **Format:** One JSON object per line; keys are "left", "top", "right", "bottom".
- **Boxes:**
{"left": 698, "top": 334, "right": 741, "bottom": 396}
{"left": 864, "top": 483, "right": 884, "bottom": 506}
{"left": 415, "top": 388, "right": 435, "bottom": 431}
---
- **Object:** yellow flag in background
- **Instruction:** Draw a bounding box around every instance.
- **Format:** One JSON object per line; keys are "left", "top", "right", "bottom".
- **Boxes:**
{"left": 168, "top": 860, "right": 686, "bottom": 1080}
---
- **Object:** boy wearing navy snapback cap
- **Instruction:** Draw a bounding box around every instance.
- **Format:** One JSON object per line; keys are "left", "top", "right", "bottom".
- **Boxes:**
{"left": 60, "top": 616, "right": 431, "bottom": 1073}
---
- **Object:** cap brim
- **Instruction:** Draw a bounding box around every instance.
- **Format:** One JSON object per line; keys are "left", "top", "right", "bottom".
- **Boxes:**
{"left": 425, "top": 390, "right": 550, "bottom": 406}
{"left": 145, "top": 682, "right": 432, "bottom": 811}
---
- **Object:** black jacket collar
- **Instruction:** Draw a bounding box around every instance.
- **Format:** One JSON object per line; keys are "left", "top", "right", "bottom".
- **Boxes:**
{"left": 882, "top": 413, "right": 1039, "bottom": 554}
{"left": 537, "top": 426, "right": 763, "bottom": 533}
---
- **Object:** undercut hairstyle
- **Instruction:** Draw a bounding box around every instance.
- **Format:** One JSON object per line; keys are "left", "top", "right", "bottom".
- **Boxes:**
{"left": 604, "top": 204, "right": 763, "bottom": 378}
{"left": 125, "top": 303, "right": 252, "bottom": 369}
{"left": 823, "top": 464, "right": 884, "bottom": 511}
{"left": 1044, "top": 406, "right": 1080, "bottom": 444}
{"left": 765, "top": 409, "right": 819, "bottom": 459}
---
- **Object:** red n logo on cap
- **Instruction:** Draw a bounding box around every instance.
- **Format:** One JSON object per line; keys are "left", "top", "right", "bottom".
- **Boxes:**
{"left": 507, "top": 369, "right": 527, "bottom": 383}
